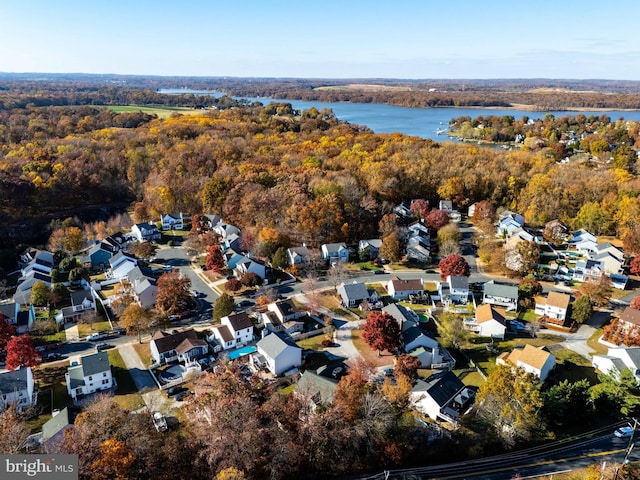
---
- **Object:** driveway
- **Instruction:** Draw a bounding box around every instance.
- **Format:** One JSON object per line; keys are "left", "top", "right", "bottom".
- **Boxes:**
{"left": 558, "top": 310, "right": 611, "bottom": 360}
{"left": 117, "top": 343, "right": 168, "bottom": 411}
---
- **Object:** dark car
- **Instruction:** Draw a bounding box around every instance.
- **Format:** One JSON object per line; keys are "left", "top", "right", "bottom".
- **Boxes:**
{"left": 174, "top": 390, "right": 193, "bottom": 402}
{"left": 44, "top": 353, "right": 64, "bottom": 361}
{"left": 95, "top": 343, "right": 114, "bottom": 352}
{"left": 166, "top": 386, "right": 187, "bottom": 398}
{"left": 111, "top": 327, "right": 126, "bottom": 336}
{"left": 373, "top": 270, "right": 385, "bottom": 275}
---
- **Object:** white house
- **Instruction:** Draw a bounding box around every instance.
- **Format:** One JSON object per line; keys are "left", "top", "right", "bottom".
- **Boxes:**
{"left": 496, "top": 345, "right": 556, "bottom": 382}
{"left": 592, "top": 347, "right": 640, "bottom": 382}
{"left": 70, "top": 290, "right": 96, "bottom": 313}
{"left": 591, "top": 251, "right": 624, "bottom": 276}
{"left": 255, "top": 332, "right": 302, "bottom": 376}
{"left": 402, "top": 323, "right": 449, "bottom": 369}
{"left": 358, "top": 239, "right": 382, "bottom": 260}
{"left": 65, "top": 352, "right": 114, "bottom": 400}
{"left": 482, "top": 280, "right": 519, "bottom": 311}
{"left": 568, "top": 229, "right": 597, "bottom": 247}
{"left": 387, "top": 277, "right": 424, "bottom": 300}
{"left": 410, "top": 371, "right": 475, "bottom": 424}
{"left": 210, "top": 312, "right": 255, "bottom": 351}
{"left": 131, "top": 222, "right": 161, "bottom": 243}
{"left": 0, "top": 367, "right": 36, "bottom": 412}
{"left": 437, "top": 276, "right": 470, "bottom": 306}
{"left": 150, "top": 329, "right": 208, "bottom": 365}
{"left": 573, "top": 259, "right": 604, "bottom": 282}
{"left": 466, "top": 304, "right": 507, "bottom": 339}
{"left": 535, "top": 292, "right": 571, "bottom": 324}
{"left": 234, "top": 255, "right": 267, "bottom": 280}
{"left": 321, "top": 243, "right": 349, "bottom": 263}
{"left": 497, "top": 212, "right": 525, "bottom": 237}
{"left": 287, "top": 246, "right": 311, "bottom": 266}
{"left": 160, "top": 213, "right": 184, "bottom": 231}
{"left": 337, "top": 282, "right": 373, "bottom": 308}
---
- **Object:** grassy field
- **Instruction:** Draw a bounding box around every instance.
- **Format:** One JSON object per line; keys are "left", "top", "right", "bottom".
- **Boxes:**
{"left": 105, "top": 105, "right": 202, "bottom": 118}
{"left": 296, "top": 335, "right": 327, "bottom": 351}
{"left": 107, "top": 349, "right": 145, "bottom": 411}
{"left": 77, "top": 321, "right": 112, "bottom": 337}
{"left": 131, "top": 342, "right": 152, "bottom": 368}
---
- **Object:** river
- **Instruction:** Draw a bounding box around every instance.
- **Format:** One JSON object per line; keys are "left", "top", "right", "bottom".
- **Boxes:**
{"left": 159, "top": 88, "right": 640, "bottom": 141}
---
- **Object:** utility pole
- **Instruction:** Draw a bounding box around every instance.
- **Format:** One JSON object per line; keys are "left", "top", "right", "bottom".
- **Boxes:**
{"left": 614, "top": 417, "right": 638, "bottom": 480}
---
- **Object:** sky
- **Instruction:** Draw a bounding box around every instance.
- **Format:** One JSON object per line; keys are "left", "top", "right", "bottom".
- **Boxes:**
{"left": 1, "top": 0, "right": 640, "bottom": 80}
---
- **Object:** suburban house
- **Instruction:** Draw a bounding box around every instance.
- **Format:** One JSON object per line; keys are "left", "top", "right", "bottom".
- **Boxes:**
{"left": 267, "top": 300, "right": 305, "bottom": 324}
{"left": 160, "top": 213, "right": 184, "bottom": 230}
{"left": 321, "top": 243, "right": 349, "bottom": 263}
{"left": 70, "top": 290, "right": 96, "bottom": 313}
{"left": 55, "top": 306, "right": 84, "bottom": 324}
{"left": 591, "top": 251, "right": 624, "bottom": 276}
{"left": 295, "top": 368, "right": 340, "bottom": 409}
{"left": 109, "top": 252, "right": 138, "bottom": 280}
{"left": 467, "top": 202, "right": 478, "bottom": 218}
{"left": 222, "top": 248, "right": 246, "bottom": 271}
{"left": 534, "top": 291, "right": 571, "bottom": 324}
{"left": 387, "top": 277, "right": 425, "bottom": 300}
{"left": 81, "top": 241, "right": 118, "bottom": 270}
{"left": 19, "top": 248, "right": 54, "bottom": 270}
{"left": 403, "top": 323, "right": 449, "bottom": 369}
{"left": 439, "top": 200, "right": 454, "bottom": 212}
{"left": 338, "top": 282, "right": 374, "bottom": 308}
{"left": 150, "top": 329, "right": 208, "bottom": 365}
{"left": 254, "top": 332, "right": 302, "bottom": 376}
{"left": 593, "top": 242, "right": 625, "bottom": 262}
{"left": 406, "top": 233, "right": 432, "bottom": 263}
{"left": 15, "top": 270, "right": 52, "bottom": 295}
{"left": 573, "top": 259, "right": 605, "bottom": 282}
{"left": 0, "top": 302, "right": 19, "bottom": 324}
{"left": 358, "top": 239, "right": 382, "bottom": 260}
{"left": 234, "top": 255, "right": 267, "bottom": 280}
{"left": 497, "top": 212, "right": 525, "bottom": 237}
{"left": 213, "top": 222, "right": 241, "bottom": 243}
{"left": 287, "top": 246, "right": 311, "bottom": 266}
{"left": 437, "top": 276, "right": 470, "bottom": 306}
{"left": 497, "top": 345, "right": 556, "bottom": 382}
{"left": 124, "top": 266, "right": 158, "bottom": 309}
{"left": 482, "top": 280, "right": 519, "bottom": 311}
{"left": 592, "top": 347, "right": 640, "bottom": 382}
{"left": 209, "top": 312, "right": 255, "bottom": 351}
{"left": 382, "top": 303, "right": 420, "bottom": 329}
{"left": 393, "top": 202, "right": 412, "bottom": 221}
{"left": 410, "top": 371, "right": 475, "bottom": 424}
{"left": 0, "top": 366, "right": 37, "bottom": 412}
{"left": 466, "top": 304, "right": 507, "bottom": 339}
{"left": 617, "top": 307, "right": 640, "bottom": 332}
{"left": 544, "top": 219, "right": 569, "bottom": 243}
{"left": 65, "top": 352, "right": 114, "bottom": 400}
{"left": 42, "top": 407, "right": 78, "bottom": 452}
{"left": 20, "top": 250, "right": 54, "bottom": 277}
{"left": 131, "top": 222, "right": 161, "bottom": 243}
{"left": 568, "top": 229, "right": 597, "bottom": 247}
{"left": 2, "top": 303, "right": 36, "bottom": 333}
{"left": 610, "top": 274, "right": 629, "bottom": 290}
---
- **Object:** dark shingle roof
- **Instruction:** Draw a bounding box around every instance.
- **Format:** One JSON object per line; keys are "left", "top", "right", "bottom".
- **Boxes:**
{"left": 152, "top": 329, "right": 199, "bottom": 354}
{"left": 412, "top": 371, "right": 465, "bottom": 407}
{"left": 0, "top": 367, "right": 31, "bottom": 395}
{"left": 226, "top": 312, "right": 253, "bottom": 331}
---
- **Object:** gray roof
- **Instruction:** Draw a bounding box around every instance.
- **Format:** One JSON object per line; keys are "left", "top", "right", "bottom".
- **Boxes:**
{"left": 0, "top": 367, "right": 31, "bottom": 395}
{"left": 338, "top": 282, "right": 369, "bottom": 302}
{"left": 382, "top": 303, "right": 415, "bottom": 326}
{"left": 80, "top": 352, "right": 111, "bottom": 377}
{"left": 623, "top": 348, "right": 640, "bottom": 368}
{"left": 70, "top": 290, "right": 92, "bottom": 306}
{"left": 483, "top": 281, "right": 518, "bottom": 299}
{"left": 296, "top": 370, "right": 338, "bottom": 404}
{"left": 42, "top": 407, "right": 75, "bottom": 441}
{"left": 257, "top": 332, "right": 300, "bottom": 359}
{"left": 449, "top": 276, "right": 469, "bottom": 290}
{"left": 323, "top": 242, "right": 347, "bottom": 253}
{"left": 0, "top": 302, "right": 17, "bottom": 320}
{"left": 402, "top": 324, "right": 435, "bottom": 348}
{"left": 411, "top": 371, "right": 464, "bottom": 407}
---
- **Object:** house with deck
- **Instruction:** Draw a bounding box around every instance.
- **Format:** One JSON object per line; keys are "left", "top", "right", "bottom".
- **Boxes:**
{"left": 338, "top": 282, "right": 374, "bottom": 308}
{"left": 482, "top": 280, "right": 519, "bottom": 311}
{"left": 387, "top": 277, "right": 424, "bottom": 300}
{"left": 321, "top": 243, "right": 349, "bottom": 263}
{"left": 254, "top": 332, "right": 302, "bottom": 376}
{"left": 151, "top": 329, "right": 207, "bottom": 365}
{"left": 410, "top": 371, "right": 475, "bottom": 424}
{"left": 209, "top": 312, "right": 255, "bottom": 351}
{"left": 160, "top": 213, "right": 184, "bottom": 231}
{"left": 466, "top": 304, "right": 507, "bottom": 339}
{"left": 535, "top": 291, "right": 571, "bottom": 325}
{"left": 131, "top": 222, "right": 161, "bottom": 243}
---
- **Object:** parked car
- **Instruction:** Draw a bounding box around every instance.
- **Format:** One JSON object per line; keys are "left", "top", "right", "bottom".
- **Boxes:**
{"left": 44, "top": 353, "right": 64, "bottom": 361}
{"left": 174, "top": 390, "right": 193, "bottom": 402}
{"left": 166, "top": 386, "right": 187, "bottom": 398}
{"left": 373, "top": 270, "right": 385, "bottom": 275}
{"left": 87, "top": 332, "right": 109, "bottom": 342}
{"left": 95, "top": 343, "right": 113, "bottom": 352}
{"left": 111, "top": 327, "right": 126, "bottom": 336}
{"left": 614, "top": 426, "right": 634, "bottom": 438}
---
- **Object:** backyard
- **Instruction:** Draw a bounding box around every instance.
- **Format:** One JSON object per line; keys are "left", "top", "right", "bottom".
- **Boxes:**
{"left": 107, "top": 349, "right": 145, "bottom": 410}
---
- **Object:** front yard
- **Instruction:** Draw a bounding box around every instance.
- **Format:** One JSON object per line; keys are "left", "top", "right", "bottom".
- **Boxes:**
{"left": 350, "top": 328, "right": 396, "bottom": 368}
{"left": 107, "top": 349, "right": 145, "bottom": 410}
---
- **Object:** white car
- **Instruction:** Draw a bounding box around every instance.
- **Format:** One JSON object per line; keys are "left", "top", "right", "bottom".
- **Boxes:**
{"left": 614, "top": 426, "right": 634, "bottom": 438}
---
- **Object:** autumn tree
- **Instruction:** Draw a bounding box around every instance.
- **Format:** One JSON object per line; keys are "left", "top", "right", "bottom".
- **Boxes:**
{"left": 378, "top": 213, "right": 398, "bottom": 237}
{"left": 631, "top": 256, "right": 640, "bottom": 276}
{"left": 130, "top": 241, "right": 157, "bottom": 260}
{"left": 216, "top": 468, "right": 247, "bottom": 480}
{"left": 542, "top": 220, "right": 568, "bottom": 246}
{"left": 205, "top": 245, "right": 225, "bottom": 272}
{"left": 0, "top": 313, "right": 16, "bottom": 354}
{"left": 91, "top": 438, "right": 136, "bottom": 480}
{"left": 409, "top": 199, "right": 430, "bottom": 221}
{"left": 132, "top": 201, "right": 149, "bottom": 223}
{"left": 119, "top": 303, "right": 153, "bottom": 343}
{"left": 214, "top": 293, "right": 235, "bottom": 321}
{"left": 48, "top": 226, "right": 84, "bottom": 255}
{"left": 426, "top": 209, "right": 450, "bottom": 230}
{"left": 471, "top": 200, "right": 495, "bottom": 223}
{"left": 632, "top": 296, "right": 640, "bottom": 310}
{"left": 394, "top": 353, "right": 421, "bottom": 380}
{"left": 0, "top": 406, "right": 31, "bottom": 454}
{"left": 30, "top": 280, "right": 52, "bottom": 306}
{"left": 623, "top": 227, "right": 640, "bottom": 256}
{"left": 579, "top": 277, "right": 612, "bottom": 307}
{"left": 438, "top": 254, "right": 470, "bottom": 281}
{"left": 513, "top": 241, "right": 540, "bottom": 277}
{"left": 155, "top": 270, "right": 192, "bottom": 316}
{"left": 5, "top": 335, "right": 41, "bottom": 370}
{"left": 518, "top": 277, "right": 542, "bottom": 308}
{"left": 362, "top": 311, "right": 401, "bottom": 356}
{"left": 571, "top": 295, "right": 593, "bottom": 324}
{"left": 380, "top": 232, "right": 402, "bottom": 263}
{"left": 476, "top": 364, "right": 543, "bottom": 446}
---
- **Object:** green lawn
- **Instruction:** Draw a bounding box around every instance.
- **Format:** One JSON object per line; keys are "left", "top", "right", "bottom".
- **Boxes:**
{"left": 586, "top": 327, "right": 608, "bottom": 355}
{"left": 296, "top": 335, "right": 327, "bottom": 351}
{"left": 104, "top": 105, "right": 202, "bottom": 118}
{"left": 77, "top": 321, "right": 112, "bottom": 337}
{"left": 107, "top": 350, "right": 145, "bottom": 411}
{"left": 517, "top": 310, "right": 538, "bottom": 322}
{"left": 457, "top": 370, "right": 486, "bottom": 388}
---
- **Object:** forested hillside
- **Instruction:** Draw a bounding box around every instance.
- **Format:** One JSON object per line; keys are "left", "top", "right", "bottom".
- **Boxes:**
{"left": 1, "top": 83, "right": 640, "bottom": 251}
